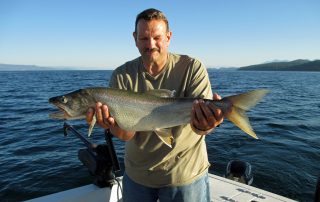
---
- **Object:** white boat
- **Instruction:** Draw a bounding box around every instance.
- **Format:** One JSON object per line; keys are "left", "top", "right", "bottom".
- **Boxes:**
{"left": 25, "top": 173, "right": 296, "bottom": 202}
{"left": 26, "top": 124, "right": 297, "bottom": 202}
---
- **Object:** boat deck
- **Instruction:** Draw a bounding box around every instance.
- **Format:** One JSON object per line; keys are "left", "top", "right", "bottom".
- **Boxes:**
{"left": 210, "top": 174, "right": 295, "bottom": 201}
{"left": 26, "top": 174, "right": 296, "bottom": 202}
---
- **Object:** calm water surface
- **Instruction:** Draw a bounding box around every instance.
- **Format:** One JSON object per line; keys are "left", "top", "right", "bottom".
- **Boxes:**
{"left": 0, "top": 70, "right": 319, "bottom": 201}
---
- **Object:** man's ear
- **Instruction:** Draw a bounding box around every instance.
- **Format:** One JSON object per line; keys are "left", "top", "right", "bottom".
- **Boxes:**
{"left": 133, "top": 32, "right": 137, "bottom": 43}
{"left": 166, "top": 31, "right": 172, "bottom": 40}
{"left": 166, "top": 31, "right": 172, "bottom": 45}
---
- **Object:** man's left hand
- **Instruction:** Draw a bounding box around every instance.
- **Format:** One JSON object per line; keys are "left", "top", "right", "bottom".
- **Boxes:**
{"left": 191, "top": 93, "right": 224, "bottom": 135}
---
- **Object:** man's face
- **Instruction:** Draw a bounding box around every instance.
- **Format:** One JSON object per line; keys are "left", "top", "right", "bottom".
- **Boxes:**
{"left": 133, "top": 19, "right": 172, "bottom": 64}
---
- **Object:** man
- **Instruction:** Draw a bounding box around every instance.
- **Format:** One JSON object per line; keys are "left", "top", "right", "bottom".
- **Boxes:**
{"left": 87, "top": 8, "right": 223, "bottom": 202}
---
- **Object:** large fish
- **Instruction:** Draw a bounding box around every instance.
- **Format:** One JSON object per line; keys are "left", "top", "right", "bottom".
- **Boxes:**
{"left": 49, "top": 88, "right": 268, "bottom": 147}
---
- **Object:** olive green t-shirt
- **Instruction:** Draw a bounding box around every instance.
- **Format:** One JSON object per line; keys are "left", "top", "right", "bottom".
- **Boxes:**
{"left": 109, "top": 53, "right": 213, "bottom": 187}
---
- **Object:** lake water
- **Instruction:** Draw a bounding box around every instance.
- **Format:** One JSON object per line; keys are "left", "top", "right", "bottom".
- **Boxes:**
{"left": 0, "top": 70, "right": 319, "bottom": 201}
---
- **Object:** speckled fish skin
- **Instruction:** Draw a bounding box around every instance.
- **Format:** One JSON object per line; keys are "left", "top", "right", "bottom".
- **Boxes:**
{"left": 49, "top": 87, "right": 268, "bottom": 140}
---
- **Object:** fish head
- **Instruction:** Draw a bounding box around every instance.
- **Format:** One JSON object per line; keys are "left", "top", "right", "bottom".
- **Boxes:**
{"left": 49, "top": 89, "right": 95, "bottom": 120}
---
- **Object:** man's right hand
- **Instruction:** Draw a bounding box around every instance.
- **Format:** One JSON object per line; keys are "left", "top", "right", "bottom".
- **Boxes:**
{"left": 86, "top": 102, "right": 135, "bottom": 141}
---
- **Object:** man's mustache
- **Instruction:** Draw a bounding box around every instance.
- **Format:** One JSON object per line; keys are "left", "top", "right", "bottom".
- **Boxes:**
{"left": 144, "top": 48, "right": 159, "bottom": 53}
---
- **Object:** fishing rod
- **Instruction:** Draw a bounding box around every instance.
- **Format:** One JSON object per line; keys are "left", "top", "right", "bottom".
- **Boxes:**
{"left": 63, "top": 122, "right": 121, "bottom": 188}
{"left": 63, "top": 122, "right": 97, "bottom": 150}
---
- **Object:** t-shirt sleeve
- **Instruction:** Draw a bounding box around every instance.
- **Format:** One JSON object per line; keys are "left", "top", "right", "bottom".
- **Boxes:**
{"left": 109, "top": 70, "right": 120, "bottom": 88}
{"left": 186, "top": 59, "right": 213, "bottom": 99}
{"left": 108, "top": 66, "right": 128, "bottom": 90}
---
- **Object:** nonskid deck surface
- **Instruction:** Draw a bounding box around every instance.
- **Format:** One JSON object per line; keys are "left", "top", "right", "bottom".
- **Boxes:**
{"left": 25, "top": 174, "right": 296, "bottom": 202}
{"left": 210, "top": 174, "right": 296, "bottom": 202}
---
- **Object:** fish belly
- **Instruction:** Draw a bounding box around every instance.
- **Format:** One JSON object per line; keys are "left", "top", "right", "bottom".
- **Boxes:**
{"left": 110, "top": 100, "right": 192, "bottom": 132}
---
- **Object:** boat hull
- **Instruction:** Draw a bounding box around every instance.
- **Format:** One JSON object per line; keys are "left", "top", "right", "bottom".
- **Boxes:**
{"left": 25, "top": 174, "right": 296, "bottom": 202}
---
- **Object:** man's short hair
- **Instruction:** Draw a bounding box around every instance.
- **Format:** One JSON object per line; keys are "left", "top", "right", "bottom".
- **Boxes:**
{"left": 135, "top": 8, "right": 169, "bottom": 33}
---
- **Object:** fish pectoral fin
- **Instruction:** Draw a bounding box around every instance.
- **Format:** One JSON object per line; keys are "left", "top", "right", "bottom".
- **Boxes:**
{"left": 154, "top": 128, "right": 174, "bottom": 148}
{"left": 88, "top": 113, "right": 96, "bottom": 137}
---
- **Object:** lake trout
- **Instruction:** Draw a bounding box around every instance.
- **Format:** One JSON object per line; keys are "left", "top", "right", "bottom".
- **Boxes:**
{"left": 49, "top": 88, "right": 268, "bottom": 147}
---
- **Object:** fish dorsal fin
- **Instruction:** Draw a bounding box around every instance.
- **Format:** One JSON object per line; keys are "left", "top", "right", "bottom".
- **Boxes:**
{"left": 146, "top": 89, "right": 176, "bottom": 98}
{"left": 154, "top": 128, "right": 174, "bottom": 148}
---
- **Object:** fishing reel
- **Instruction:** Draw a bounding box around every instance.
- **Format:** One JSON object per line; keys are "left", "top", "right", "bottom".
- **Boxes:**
{"left": 63, "top": 123, "right": 121, "bottom": 188}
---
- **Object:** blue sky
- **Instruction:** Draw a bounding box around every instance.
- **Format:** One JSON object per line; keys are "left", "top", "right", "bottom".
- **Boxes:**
{"left": 0, "top": 0, "right": 319, "bottom": 69}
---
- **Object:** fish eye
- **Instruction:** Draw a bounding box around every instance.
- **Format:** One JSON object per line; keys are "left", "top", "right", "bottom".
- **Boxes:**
{"left": 60, "top": 96, "right": 68, "bottom": 104}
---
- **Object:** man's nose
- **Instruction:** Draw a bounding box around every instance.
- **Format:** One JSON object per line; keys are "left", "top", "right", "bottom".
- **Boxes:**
{"left": 146, "top": 38, "right": 156, "bottom": 49}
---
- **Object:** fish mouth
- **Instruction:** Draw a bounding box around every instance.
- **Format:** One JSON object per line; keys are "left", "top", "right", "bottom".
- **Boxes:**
{"left": 49, "top": 102, "right": 84, "bottom": 120}
{"left": 49, "top": 110, "right": 71, "bottom": 119}
{"left": 49, "top": 103, "right": 72, "bottom": 120}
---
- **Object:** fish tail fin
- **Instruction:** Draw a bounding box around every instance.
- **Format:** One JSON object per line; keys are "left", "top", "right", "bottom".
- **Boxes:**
{"left": 224, "top": 89, "right": 269, "bottom": 139}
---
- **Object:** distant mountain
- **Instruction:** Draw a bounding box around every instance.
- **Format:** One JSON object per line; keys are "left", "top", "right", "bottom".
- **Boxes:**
{"left": 0, "top": 63, "right": 69, "bottom": 71}
{"left": 262, "top": 59, "right": 289, "bottom": 64}
{"left": 239, "top": 59, "right": 320, "bottom": 71}
{"left": 0, "top": 63, "right": 105, "bottom": 71}
{"left": 0, "top": 64, "right": 108, "bottom": 71}
{"left": 209, "top": 67, "right": 238, "bottom": 71}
